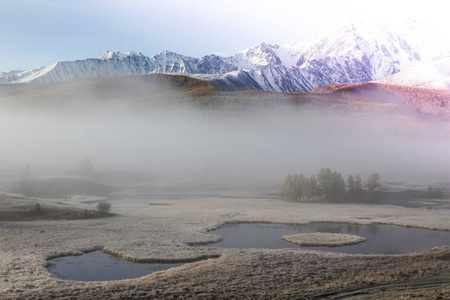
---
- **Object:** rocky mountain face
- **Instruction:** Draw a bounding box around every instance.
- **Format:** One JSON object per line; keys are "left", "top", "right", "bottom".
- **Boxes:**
{"left": 152, "top": 54, "right": 238, "bottom": 75}
{"left": 1, "top": 22, "right": 447, "bottom": 92}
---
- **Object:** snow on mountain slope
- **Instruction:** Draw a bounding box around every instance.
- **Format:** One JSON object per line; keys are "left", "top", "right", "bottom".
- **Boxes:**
{"left": 150, "top": 50, "right": 196, "bottom": 68}
{"left": 273, "top": 42, "right": 308, "bottom": 68}
{"left": 0, "top": 70, "right": 23, "bottom": 84}
{"left": 225, "top": 43, "right": 283, "bottom": 69}
{"left": 376, "top": 57, "right": 450, "bottom": 90}
{"left": 223, "top": 42, "right": 306, "bottom": 69}
{"left": 99, "top": 50, "right": 145, "bottom": 60}
{"left": 296, "top": 23, "right": 423, "bottom": 86}
{"left": 0, "top": 67, "right": 46, "bottom": 84}
{"left": 154, "top": 43, "right": 313, "bottom": 92}
{"left": 152, "top": 54, "right": 238, "bottom": 75}
{"left": 159, "top": 22, "right": 439, "bottom": 92}
{"left": 397, "top": 19, "right": 447, "bottom": 64}
{"left": 2, "top": 20, "right": 447, "bottom": 92}
{"left": 190, "top": 70, "right": 262, "bottom": 91}
{"left": 0, "top": 70, "right": 23, "bottom": 78}
{"left": 12, "top": 51, "right": 194, "bottom": 84}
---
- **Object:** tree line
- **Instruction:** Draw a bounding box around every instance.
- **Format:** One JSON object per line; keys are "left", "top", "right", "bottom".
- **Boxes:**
{"left": 281, "top": 168, "right": 381, "bottom": 202}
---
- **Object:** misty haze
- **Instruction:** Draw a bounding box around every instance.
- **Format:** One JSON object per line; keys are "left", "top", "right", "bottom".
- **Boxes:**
{"left": 1, "top": 86, "right": 449, "bottom": 180}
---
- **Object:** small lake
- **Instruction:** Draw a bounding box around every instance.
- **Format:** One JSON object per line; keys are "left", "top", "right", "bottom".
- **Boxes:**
{"left": 204, "top": 223, "right": 450, "bottom": 255}
{"left": 47, "top": 251, "right": 182, "bottom": 281}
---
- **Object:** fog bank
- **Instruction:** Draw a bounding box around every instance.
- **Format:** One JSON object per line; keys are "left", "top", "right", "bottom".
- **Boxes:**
{"left": 1, "top": 104, "right": 449, "bottom": 182}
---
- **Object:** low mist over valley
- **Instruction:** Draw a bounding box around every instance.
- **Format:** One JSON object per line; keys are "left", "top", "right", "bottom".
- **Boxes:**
{"left": 0, "top": 74, "right": 449, "bottom": 183}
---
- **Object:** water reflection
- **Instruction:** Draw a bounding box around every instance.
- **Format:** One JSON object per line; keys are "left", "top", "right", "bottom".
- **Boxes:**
{"left": 368, "top": 224, "right": 379, "bottom": 235}
{"left": 204, "top": 223, "right": 450, "bottom": 254}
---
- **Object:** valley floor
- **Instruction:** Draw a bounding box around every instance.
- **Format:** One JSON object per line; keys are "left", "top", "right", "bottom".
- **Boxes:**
{"left": 1, "top": 192, "right": 450, "bottom": 299}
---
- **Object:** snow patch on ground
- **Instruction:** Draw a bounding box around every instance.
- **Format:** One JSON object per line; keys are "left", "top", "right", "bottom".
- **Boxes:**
{"left": 282, "top": 232, "right": 366, "bottom": 247}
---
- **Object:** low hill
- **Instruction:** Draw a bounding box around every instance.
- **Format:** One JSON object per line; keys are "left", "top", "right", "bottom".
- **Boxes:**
{"left": 313, "top": 82, "right": 450, "bottom": 116}
{"left": 1, "top": 73, "right": 449, "bottom": 117}
{"left": 0, "top": 74, "right": 216, "bottom": 110}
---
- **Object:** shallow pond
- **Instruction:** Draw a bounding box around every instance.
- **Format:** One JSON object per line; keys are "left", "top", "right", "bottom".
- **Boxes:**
{"left": 205, "top": 223, "right": 450, "bottom": 254}
{"left": 47, "top": 251, "right": 182, "bottom": 281}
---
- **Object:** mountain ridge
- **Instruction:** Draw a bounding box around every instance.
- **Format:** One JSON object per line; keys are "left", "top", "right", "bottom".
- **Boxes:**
{"left": 1, "top": 21, "right": 448, "bottom": 93}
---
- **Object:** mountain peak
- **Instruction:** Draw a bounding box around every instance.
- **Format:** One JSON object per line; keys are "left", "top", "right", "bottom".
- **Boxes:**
{"left": 155, "top": 50, "right": 182, "bottom": 57}
{"left": 99, "top": 50, "right": 145, "bottom": 60}
{"left": 158, "top": 50, "right": 171, "bottom": 55}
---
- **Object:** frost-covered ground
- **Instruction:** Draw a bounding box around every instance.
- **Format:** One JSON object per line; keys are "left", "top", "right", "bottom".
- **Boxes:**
{"left": 282, "top": 232, "right": 366, "bottom": 247}
{"left": 1, "top": 188, "right": 450, "bottom": 298}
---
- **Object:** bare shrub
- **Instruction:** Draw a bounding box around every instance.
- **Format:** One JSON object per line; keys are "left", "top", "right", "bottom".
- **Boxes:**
{"left": 96, "top": 202, "right": 111, "bottom": 214}
{"left": 30, "top": 202, "right": 42, "bottom": 214}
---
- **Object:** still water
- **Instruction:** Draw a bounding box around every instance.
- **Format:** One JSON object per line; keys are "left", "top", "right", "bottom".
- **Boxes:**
{"left": 205, "top": 223, "right": 450, "bottom": 254}
{"left": 48, "top": 222, "right": 450, "bottom": 281}
{"left": 47, "top": 251, "right": 182, "bottom": 281}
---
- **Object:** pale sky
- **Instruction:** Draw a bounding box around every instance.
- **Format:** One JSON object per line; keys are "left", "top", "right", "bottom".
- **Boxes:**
{"left": 0, "top": 0, "right": 448, "bottom": 71}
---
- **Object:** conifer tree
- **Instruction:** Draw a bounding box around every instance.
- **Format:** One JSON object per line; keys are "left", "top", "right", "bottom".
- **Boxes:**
{"left": 355, "top": 173, "right": 363, "bottom": 191}
{"left": 364, "top": 173, "right": 381, "bottom": 192}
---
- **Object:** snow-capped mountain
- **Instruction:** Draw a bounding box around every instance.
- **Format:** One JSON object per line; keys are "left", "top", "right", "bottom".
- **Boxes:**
{"left": 152, "top": 54, "right": 238, "bottom": 75}
{"left": 190, "top": 70, "right": 263, "bottom": 91}
{"left": 0, "top": 67, "right": 46, "bottom": 84}
{"left": 226, "top": 42, "right": 285, "bottom": 69}
{"left": 296, "top": 23, "right": 421, "bottom": 85}
{"left": 376, "top": 57, "right": 450, "bottom": 90}
{"left": 9, "top": 51, "right": 194, "bottom": 84}
{"left": 153, "top": 22, "right": 444, "bottom": 92}
{"left": 0, "top": 70, "right": 22, "bottom": 84}
{"left": 2, "top": 21, "right": 448, "bottom": 92}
